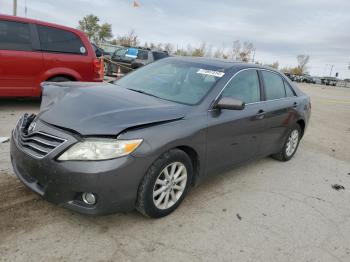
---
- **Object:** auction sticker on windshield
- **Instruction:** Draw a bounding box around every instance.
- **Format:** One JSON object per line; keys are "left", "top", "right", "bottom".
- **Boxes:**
{"left": 197, "top": 69, "right": 225, "bottom": 77}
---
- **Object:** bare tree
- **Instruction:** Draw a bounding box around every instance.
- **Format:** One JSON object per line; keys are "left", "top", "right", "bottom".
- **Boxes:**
{"left": 174, "top": 48, "right": 188, "bottom": 56}
{"left": 240, "top": 42, "right": 255, "bottom": 62}
{"left": 114, "top": 30, "right": 139, "bottom": 47}
{"left": 297, "top": 54, "right": 310, "bottom": 74}
{"left": 191, "top": 43, "right": 207, "bottom": 57}
{"left": 232, "top": 40, "right": 241, "bottom": 60}
{"left": 156, "top": 43, "right": 163, "bottom": 50}
{"left": 231, "top": 40, "right": 255, "bottom": 62}
{"left": 266, "top": 61, "right": 279, "bottom": 69}
{"left": 163, "top": 43, "right": 174, "bottom": 54}
{"left": 213, "top": 48, "right": 223, "bottom": 58}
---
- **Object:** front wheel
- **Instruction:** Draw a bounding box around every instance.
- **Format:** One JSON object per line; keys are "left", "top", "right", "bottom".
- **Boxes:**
{"left": 136, "top": 149, "right": 193, "bottom": 218}
{"left": 272, "top": 124, "right": 301, "bottom": 161}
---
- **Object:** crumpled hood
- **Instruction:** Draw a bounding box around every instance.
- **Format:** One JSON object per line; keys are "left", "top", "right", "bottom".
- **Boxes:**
{"left": 38, "top": 82, "right": 188, "bottom": 135}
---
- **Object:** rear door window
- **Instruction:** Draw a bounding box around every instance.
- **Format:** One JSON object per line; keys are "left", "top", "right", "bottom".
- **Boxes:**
{"left": 37, "top": 25, "right": 86, "bottom": 54}
{"left": 222, "top": 69, "right": 261, "bottom": 104}
{"left": 0, "top": 20, "right": 32, "bottom": 51}
{"left": 261, "top": 71, "right": 286, "bottom": 100}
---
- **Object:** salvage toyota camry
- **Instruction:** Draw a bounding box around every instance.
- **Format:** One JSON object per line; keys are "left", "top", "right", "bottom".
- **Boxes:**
{"left": 10, "top": 57, "right": 311, "bottom": 218}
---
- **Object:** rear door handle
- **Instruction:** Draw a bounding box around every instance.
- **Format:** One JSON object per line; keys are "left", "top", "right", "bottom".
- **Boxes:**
{"left": 256, "top": 109, "right": 265, "bottom": 120}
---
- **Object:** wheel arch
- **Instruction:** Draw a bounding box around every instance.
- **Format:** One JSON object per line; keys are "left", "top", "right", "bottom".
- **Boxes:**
{"left": 46, "top": 74, "right": 77, "bottom": 81}
{"left": 296, "top": 119, "right": 305, "bottom": 138}
{"left": 175, "top": 145, "right": 200, "bottom": 186}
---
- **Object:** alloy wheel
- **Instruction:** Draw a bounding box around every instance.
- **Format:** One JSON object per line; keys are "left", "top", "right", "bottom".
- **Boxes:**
{"left": 286, "top": 129, "right": 299, "bottom": 157}
{"left": 152, "top": 162, "right": 188, "bottom": 210}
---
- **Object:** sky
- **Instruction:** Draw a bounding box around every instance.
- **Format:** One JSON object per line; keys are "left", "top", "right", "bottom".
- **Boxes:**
{"left": 1, "top": 0, "right": 350, "bottom": 78}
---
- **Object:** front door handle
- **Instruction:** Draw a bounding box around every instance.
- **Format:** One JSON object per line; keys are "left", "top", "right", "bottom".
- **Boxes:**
{"left": 293, "top": 102, "right": 298, "bottom": 108}
{"left": 256, "top": 109, "right": 265, "bottom": 120}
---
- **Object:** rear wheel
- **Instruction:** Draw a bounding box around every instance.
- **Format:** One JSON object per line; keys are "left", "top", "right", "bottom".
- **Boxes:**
{"left": 272, "top": 124, "right": 301, "bottom": 161}
{"left": 48, "top": 76, "right": 71, "bottom": 82}
{"left": 136, "top": 149, "right": 193, "bottom": 218}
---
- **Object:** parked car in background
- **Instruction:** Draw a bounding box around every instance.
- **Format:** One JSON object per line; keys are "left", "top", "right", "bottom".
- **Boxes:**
{"left": 91, "top": 43, "right": 113, "bottom": 76}
{"left": 311, "top": 76, "right": 322, "bottom": 84}
{"left": 110, "top": 47, "right": 134, "bottom": 74}
{"left": 98, "top": 42, "right": 123, "bottom": 56}
{"left": 0, "top": 15, "right": 103, "bottom": 98}
{"left": 131, "top": 49, "right": 169, "bottom": 69}
{"left": 111, "top": 47, "right": 169, "bottom": 75}
{"left": 92, "top": 43, "right": 111, "bottom": 57}
{"left": 283, "top": 72, "right": 296, "bottom": 81}
{"left": 321, "top": 77, "right": 337, "bottom": 86}
{"left": 299, "top": 74, "right": 315, "bottom": 84}
{"left": 11, "top": 57, "right": 311, "bottom": 218}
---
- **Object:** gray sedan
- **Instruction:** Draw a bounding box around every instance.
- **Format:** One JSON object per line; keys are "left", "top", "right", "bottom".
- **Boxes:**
{"left": 10, "top": 57, "right": 311, "bottom": 218}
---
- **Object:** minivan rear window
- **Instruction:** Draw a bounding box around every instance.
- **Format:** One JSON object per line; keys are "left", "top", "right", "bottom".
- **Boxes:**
{"left": 0, "top": 20, "right": 31, "bottom": 51}
{"left": 37, "top": 25, "right": 86, "bottom": 55}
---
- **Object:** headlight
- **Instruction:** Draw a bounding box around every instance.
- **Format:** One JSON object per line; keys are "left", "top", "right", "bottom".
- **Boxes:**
{"left": 57, "top": 139, "right": 143, "bottom": 161}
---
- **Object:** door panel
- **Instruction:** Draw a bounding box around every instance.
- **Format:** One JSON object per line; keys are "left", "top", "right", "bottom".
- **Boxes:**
{"left": 259, "top": 99, "right": 293, "bottom": 155}
{"left": 206, "top": 103, "right": 265, "bottom": 175}
{"left": 37, "top": 24, "right": 93, "bottom": 81}
{"left": 258, "top": 70, "right": 296, "bottom": 156}
{"left": 0, "top": 20, "right": 43, "bottom": 97}
{"left": 0, "top": 50, "right": 43, "bottom": 97}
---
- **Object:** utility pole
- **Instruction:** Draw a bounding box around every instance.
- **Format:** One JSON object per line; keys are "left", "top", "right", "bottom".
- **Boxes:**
{"left": 13, "top": 0, "right": 17, "bottom": 16}
{"left": 25, "top": 0, "right": 28, "bottom": 17}
{"left": 252, "top": 48, "right": 256, "bottom": 63}
{"left": 329, "top": 64, "right": 334, "bottom": 77}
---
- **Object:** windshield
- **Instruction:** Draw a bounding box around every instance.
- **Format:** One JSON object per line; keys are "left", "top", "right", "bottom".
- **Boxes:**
{"left": 114, "top": 59, "right": 225, "bottom": 105}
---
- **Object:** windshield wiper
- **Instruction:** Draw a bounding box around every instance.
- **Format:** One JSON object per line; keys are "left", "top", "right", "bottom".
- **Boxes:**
{"left": 127, "top": 88, "right": 161, "bottom": 99}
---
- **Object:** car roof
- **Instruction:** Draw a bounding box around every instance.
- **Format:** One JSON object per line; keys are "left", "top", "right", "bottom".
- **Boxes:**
{"left": 168, "top": 56, "right": 272, "bottom": 71}
{"left": 0, "top": 14, "right": 84, "bottom": 35}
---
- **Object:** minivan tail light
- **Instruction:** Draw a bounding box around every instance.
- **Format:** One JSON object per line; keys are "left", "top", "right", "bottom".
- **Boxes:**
{"left": 94, "top": 57, "right": 104, "bottom": 81}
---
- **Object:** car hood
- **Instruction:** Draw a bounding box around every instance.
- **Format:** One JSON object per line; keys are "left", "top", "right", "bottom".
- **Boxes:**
{"left": 38, "top": 82, "right": 189, "bottom": 135}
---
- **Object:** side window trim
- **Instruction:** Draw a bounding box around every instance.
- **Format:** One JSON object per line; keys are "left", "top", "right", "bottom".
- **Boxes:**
{"left": 283, "top": 80, "right": 296, "bottom": 97}
{"left": 259, "top": 69, "right": 290, "bottom": 102}
{"left": 216, "top": 68, "right": 262, "bottom": 105}
{"left": 257, "top": 70, "right": 266, "bottom": 102}
{"left": 210, "top": 68, "right": 263, "bottom": 110}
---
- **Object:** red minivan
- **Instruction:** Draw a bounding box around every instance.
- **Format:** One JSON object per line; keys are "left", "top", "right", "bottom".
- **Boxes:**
{"left": 0, "top": 15, "right": 103, "bottom": 97}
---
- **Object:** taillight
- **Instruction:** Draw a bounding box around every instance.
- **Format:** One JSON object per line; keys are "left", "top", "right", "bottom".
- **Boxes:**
{"left": 93, "top": 57, "right": 104, "bottom": 81}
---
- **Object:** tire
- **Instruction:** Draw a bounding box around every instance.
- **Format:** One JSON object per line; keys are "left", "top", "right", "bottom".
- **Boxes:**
{"left": 48, "top": 76, "right": 71, "bottom": 82}
{"left": 136, "top": 149, "right": 193, "bottom": 218}
{"left": 271, "top": 124, "right": 302, "bottom": 162}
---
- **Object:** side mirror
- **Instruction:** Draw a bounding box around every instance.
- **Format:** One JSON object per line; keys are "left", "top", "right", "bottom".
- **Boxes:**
{"left": 215, "top": 97, "right": 245, "bottom": 110}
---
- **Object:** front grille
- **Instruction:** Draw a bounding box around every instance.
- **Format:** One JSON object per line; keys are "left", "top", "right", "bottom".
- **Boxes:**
{"left": 14, "top": 117, "right": 66, "bottom": 159}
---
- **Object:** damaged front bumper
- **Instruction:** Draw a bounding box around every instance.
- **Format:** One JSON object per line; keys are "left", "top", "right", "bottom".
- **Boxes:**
{"left": 10, "top": 115, "right": 150, "bottom": 215}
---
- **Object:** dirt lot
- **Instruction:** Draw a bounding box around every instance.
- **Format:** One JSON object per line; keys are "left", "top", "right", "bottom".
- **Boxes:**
{"left": 0, "top": 83, "right": 349, "bottom": 262}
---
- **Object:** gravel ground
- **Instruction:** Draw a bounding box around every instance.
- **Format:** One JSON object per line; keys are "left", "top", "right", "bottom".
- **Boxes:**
{"left": 0, "top": 83, "right": 349, "bottom": 262}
